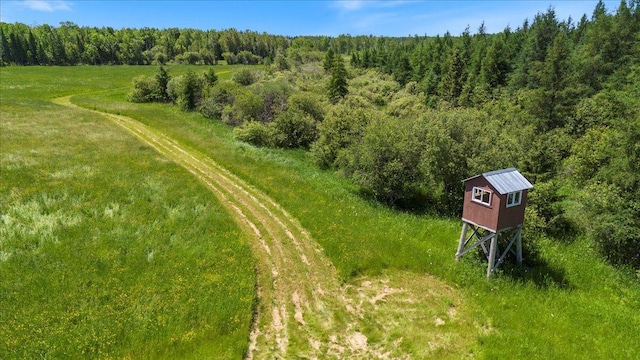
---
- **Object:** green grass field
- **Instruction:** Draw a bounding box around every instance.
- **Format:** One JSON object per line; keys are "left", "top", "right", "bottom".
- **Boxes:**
{"left": 0, "top": 66, "right": 255, "bottom": 359}
{"left": 2, "top": 65, "right": 639, "bottom": 359}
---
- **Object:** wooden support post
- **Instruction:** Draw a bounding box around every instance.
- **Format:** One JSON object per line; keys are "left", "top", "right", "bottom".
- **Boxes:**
{"left": 456, "top": 222, "right": 468, "bottom": 260}
{"left": 487, "top": 233, "right": 498, "bottom": 278}
{"left": 516, "top": 226, "right": 523, "bottom": 264}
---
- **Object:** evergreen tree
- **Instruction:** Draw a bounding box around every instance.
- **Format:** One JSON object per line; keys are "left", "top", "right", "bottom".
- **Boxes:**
{"left": 177, "top": 70, "right": 202, "bottom": 111}
{"left": 9, "top": 32, "right": 25, "bottom": 65}
{"left": 532, "top": 31, "right": 573, "bottom": 129}
{"left": 438, "top": 48, "right": 464, "bottom": 105}
{"left": 155, "top": 66, "right": 171, "bottom": 102}
{"left": 394, "top": 55, "right": 412, "bottom": 86}
{"left": 323, "top": 47, "right": 335, "bottom": 72}
{"left": 202, "top": 67, "right": 218, "bottom": 87}
{"left": 350, "top": 52, "right": 360, "bottom": 68}
{"left": 0, "top": 26, "right": 10, "bottom": 66}
{"left": 480, "top": 34, "right": 510, "bottom": 89}
{"left": 510, "top": 8, "right": 560, "bottom": 89}
{"left": 327, "top": 56, "right": 348, "bottom": 103}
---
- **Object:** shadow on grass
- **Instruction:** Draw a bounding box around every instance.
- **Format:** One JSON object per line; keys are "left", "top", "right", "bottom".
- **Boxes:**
{"left": 464, "top": 239, "right": 573, "bottom": 290}
{"left": 355, "top": 187, "right": 461, "bottom": 217}
{"left": 499, "top": 260, "right": 573, "bottom": 290}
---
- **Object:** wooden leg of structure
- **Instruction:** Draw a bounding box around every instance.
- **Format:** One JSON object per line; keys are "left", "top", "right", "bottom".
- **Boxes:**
{"left": 456, "top": 222, "right": 468, "bottom": 261}
{"left": 487, "top": 234, "right": 498, "bottom": 278}
{"left": 516, "top": 226, "right": 523, "bottom": 264}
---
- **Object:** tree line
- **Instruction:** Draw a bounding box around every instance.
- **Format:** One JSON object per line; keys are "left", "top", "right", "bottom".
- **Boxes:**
{"left": 0, "top": 22, "right": 293, "bottom": 66}
{"left": 127, "top": 1, "right": 639, "bottom": 270}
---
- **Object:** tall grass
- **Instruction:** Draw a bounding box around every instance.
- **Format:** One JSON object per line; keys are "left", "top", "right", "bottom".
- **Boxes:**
{"left": 0, "top": 65, "right": 255, "bottom": 359}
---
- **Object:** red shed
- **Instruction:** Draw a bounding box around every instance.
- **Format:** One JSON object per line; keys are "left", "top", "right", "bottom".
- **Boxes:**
{"left": 461, "top": 168, "right": 533, "bottom": 232}
{"left": 456, "top": 168, "right": 533, "bottom": 278}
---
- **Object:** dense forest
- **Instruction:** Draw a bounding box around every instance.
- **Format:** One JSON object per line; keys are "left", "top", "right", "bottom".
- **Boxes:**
{"left": 2, "top": 0, "right": 638, "bottom": 270}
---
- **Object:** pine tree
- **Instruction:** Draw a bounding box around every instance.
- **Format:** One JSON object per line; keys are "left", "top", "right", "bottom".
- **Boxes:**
{"left": 202, "top": 67, "right": 218, "bottom": 87}
{"left": 0, "top": 26, "right": 10, "bottom": 66}
{"left": 532, "top": 31, "right": 573, "bottom": 130}
{"left": 327, "top": 56, "right": 348, "bottom": 103}
{"left": 323, "top": 48, "right": 335, "bottom": 72}
{"left": 394, "top": 55, "right": 412, "bottom": 86}
{"left": 438, "top": 48, "right": 464, "bottom": 105}
{"left": 155, "top": 66, "right": 171, "bottom": 102}
{"left": 178, "top": 70, "right": 202, "bottom": 111}
{"left": 480, "top": 35, "right": 510, "bottom": 88}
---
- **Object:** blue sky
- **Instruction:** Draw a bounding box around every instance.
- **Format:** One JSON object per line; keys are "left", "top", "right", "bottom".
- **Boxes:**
{"left": 0, "top": 1, "right": 621, "bottom": 36}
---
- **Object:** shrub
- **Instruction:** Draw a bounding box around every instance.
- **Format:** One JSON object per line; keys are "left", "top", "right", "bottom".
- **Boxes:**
{"left": 234, "top": 121, "right": 274, "bottom": 147}
{"left": 127, "top": 75, "right": 160, "bottom": 103}
{"left": 272, "top": 109, "right": 317, "bottom": 148}
{"left": 287, "top": 92, "right": 324, "bottom": 122}
{"left": 233, "top": 68, "right": 258, "bottom": 86}
{"left": 223, "top": 90, "right": 263, "bottom": 126}
{"left": 237, "top": 50, "right": 261, "bottom": 65}
{"left": 311, "top": 105, "right": 370, "bottom": 169}
{"left": 341, "top": 114, "right": 426, "bottom": 206}
{"left": 154, "top": 52, "right": 168, "bottom": 65}
{"left": 274, "top": 53, "right": 290, "bottom": 71}
{"left": 166, "top": 76, "right": 182, "bottom": 103}
{"left": 176, "top": 51, "right": 202, "bottom": 65}
{"left": 222, "top": 52, "right": 238, "bottom": 65}
{"left": 256, "top": 78, "right": 293, "bottom": 122}
{"left": 576, "top": 183, "right": 640, "bottom": 267}
{"left": 199, "top": 81, "right": 239, "bottom": 120}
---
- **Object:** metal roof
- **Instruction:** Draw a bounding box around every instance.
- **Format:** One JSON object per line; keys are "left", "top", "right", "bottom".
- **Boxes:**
{"left": 464, "top": 168, "right": 533, "bottom": 194}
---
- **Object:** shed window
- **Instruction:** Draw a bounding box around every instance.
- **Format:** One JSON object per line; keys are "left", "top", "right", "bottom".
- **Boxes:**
{"left": 472, "top": 187, "right": 492, "bottom": 206}
{"left": 506, "top": 191, "right": 522, "bottom": 208}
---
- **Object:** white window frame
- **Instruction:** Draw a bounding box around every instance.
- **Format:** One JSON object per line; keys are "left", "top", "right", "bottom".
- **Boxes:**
{"left": 472, "top": 187, "right": 492, "bottom": 206}
{"left": 506, "top": 190, "right": 522, "bottom": 208}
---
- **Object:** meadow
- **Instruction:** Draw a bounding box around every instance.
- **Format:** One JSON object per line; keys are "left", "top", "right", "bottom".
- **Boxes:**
{"left": 1, "top": 65, "right": 639, "bottom": 359}
{"left": 0, "top": 66, "right": 255, "bottom": 359}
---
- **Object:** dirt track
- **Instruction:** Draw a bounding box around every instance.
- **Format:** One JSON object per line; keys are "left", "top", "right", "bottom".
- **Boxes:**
{"left": 54, "top": 96, "right": 470, "bottom": 359}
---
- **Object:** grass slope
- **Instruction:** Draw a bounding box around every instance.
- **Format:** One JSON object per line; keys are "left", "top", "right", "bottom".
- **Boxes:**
{"left": 0, "top": 66, "right": 255, "bottom": 359}
{"left": 2, "top": 66, "right": 639, "bottom": 359}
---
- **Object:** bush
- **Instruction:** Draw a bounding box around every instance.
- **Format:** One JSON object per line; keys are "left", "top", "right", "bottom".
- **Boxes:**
{"left": 234, "top": 121, "right": 274, "bottom": 147}
{"left": 311, "top": 105, "right": 371, "bottom": 169}
{"left": 222, "top": 52, "right": 238, "bottom": 65}
{"left": 166, "top": 76, "right": 182, "bottom": 103}
{"left": 199, "top": 81, "right": 239, "bottom": 120}
{"left": 237, "top": 50, "right": 261, "bottom": 65}
{"left": 256, "top": 78, "right": 293, "bottom": 122}
{"left": 272, "top": 109, "right": 317, "bottom": 148}
{"left": 154, "top": 52, "right": 168, "bottom": 65}
{"left": 127, "top": 75, "right": 160, "bottom": 103}
{"left": 233, "top": 68, "right": 258, "bottom": 86}
{"left": 176, "top": 51, "right": 202, "bottom": 65}
{"left": 274, "top": 53, "right": 290, "bottom": 71}
{"left": 223, "top": 90, "right": 263, "bottom": 126}
{"left": 287, "top": 92, "right": 324, "bottom": 122}
{"left": 341, "top": 114, "right": 426, "bottom": 206}
{"left": 576, "top": 183, "right": 640, "bottom": 268}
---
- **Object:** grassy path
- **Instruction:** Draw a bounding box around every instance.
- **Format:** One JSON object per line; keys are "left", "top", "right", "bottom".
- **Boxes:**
{"left": 53, "top": 96, "right": 461, "bottom": 359}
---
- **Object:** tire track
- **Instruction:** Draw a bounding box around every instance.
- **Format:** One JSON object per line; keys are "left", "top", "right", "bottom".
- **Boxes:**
{"left": 53, "top": 96, "right": 405, "bottom": 359}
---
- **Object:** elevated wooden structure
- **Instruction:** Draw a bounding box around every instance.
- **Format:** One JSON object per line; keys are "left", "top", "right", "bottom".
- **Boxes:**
{"left": 456, "top": 168, "right": 533, "bottom": 278}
